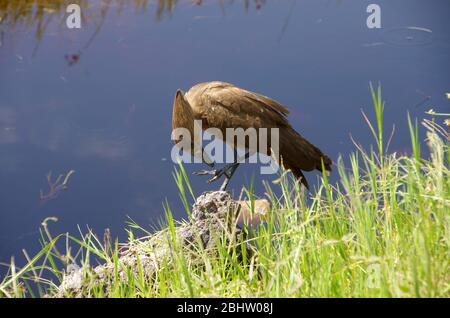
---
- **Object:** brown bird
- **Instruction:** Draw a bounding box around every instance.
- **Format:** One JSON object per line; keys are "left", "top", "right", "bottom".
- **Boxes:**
{"left": 172, "top": 81, "right": 332, "bottom": 190}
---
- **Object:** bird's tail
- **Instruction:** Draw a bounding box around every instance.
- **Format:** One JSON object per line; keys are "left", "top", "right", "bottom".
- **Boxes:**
{"left": 278, "top": 127, "right": 332, "bottom": 189}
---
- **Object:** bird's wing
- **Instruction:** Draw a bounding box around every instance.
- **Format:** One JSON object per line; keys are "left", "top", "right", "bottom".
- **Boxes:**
{"left": 195, "top": 82, "right": 290, "bottom": 130}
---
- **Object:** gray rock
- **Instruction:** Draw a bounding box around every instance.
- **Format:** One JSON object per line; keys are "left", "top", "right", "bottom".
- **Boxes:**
{"left": 55, "top": 191, "right": 250, "bottom": 297}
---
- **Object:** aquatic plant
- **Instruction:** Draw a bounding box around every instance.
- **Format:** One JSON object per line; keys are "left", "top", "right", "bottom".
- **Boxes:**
{"left": 39, "top": 170, "right": 75, "bottom": 204}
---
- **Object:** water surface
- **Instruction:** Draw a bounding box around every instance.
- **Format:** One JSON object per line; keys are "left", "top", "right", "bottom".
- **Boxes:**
{"left": 1, "top": 0, "right": 449, "bottom": 269}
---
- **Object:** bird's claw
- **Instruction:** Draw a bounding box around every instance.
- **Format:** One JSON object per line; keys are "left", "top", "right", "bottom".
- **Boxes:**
{"left": 207, "top": 174, "right": 223, "bottom": 184}
{"left": 192, "top": 170, "right": 216, "bottom": 176}
{"left": 193, "top": 167, "right": 231, "bottom": 183}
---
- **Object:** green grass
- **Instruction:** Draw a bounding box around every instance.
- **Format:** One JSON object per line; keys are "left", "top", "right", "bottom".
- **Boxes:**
{"left": 1, "top": 85, "right": 449, "bottom": 298}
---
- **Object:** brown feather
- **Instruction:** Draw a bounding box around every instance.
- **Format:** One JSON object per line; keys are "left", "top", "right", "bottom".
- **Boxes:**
{"left": 279, "top": 127, "right": 332, "bottom": 189}
{"left": 172, "top": 89, "right": 196, "bottom": 143}
{"left": 173, "top": 81, "right": 332, "bottom": 188}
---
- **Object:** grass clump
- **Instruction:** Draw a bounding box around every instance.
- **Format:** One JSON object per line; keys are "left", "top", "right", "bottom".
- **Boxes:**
{"left": 0, "top": 85, "right": 449, "bottom": 298}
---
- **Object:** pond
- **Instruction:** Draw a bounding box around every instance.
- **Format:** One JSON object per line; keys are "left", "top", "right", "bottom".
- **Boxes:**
{"left": 0, "top": 0, "right": 449, "bottom": 270}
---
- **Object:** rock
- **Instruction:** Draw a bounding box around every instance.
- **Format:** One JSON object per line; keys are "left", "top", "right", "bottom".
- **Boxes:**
{"left": 55, "top": 191, "right": 259, "bottom": 297}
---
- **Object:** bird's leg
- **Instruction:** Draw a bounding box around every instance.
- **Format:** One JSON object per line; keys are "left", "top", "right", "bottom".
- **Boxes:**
{"left": 219, "top": 162, "right": 240, "bottom": 191}
{"left": 194, "top": 151, "right": 250, "bottom": 190}
{"left": 219, "top": 151, "right": 252, "bottom": 190}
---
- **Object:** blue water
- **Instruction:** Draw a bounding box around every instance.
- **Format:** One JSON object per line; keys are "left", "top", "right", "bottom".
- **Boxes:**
{"left": 0, "top": 0, "right": 449, "bottom": 270}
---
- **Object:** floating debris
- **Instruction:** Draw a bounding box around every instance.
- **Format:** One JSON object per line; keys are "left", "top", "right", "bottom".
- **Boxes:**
{"left": 40, "top": 170, "right": 75, "bottom": 203}
{"left": 65, "top": 53, "right": 81, "bottom": 66}
{"left": 362, "top": 42, "right": 385, "bottom": 48}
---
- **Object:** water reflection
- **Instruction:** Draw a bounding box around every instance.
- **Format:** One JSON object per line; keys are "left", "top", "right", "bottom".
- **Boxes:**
{"left": 0, "top": 0, "right": 270, "bottom": 64}
{"left": 382, "top": 26, "right": 434, "bottom": 46}
{"left": 0, "top": 0, "right": 267, "bottom": 38}
{"left": 0, "top": 0, "right": 271, "bottom": 162}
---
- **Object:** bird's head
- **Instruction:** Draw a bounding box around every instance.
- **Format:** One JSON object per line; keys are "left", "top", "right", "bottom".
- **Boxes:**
{"left": 173, "top": 89, "right": 189, "bottom": 117}
{"left": 172, "top": 88, "right": 194, "bottom": 145}
{"left": 175, "top": 89, "right": 185, "bottom": 101}
{"left": 173, "top": 89, "right": 186, "bottom": 115}
{"left": 173, "top": 89, "right": 190, "bottom": 115}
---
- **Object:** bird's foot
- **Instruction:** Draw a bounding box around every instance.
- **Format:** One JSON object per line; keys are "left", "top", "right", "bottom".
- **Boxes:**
{"left": 193, "top": 163, "right": 238, "bottom": 184}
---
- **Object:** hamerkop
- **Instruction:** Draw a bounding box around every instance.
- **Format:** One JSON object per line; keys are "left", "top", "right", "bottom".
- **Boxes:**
{"left": 172, "top": 81, "right": 332, "bottom": 190}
